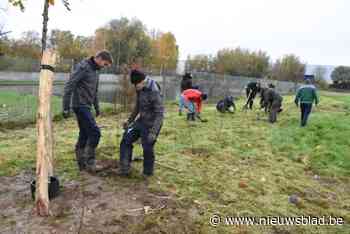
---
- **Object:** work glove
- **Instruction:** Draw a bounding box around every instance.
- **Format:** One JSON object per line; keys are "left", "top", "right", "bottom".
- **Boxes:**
{"left": 63, "top": 110, "right": 70, "bottom": 119}
{"left": 147, "top": 132, "right": 157, "bottom": 143}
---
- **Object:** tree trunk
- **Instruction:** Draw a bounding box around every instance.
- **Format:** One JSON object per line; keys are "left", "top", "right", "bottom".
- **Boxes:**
{"left": 36, "top": 49, "right": 56, "bottom": 217}
{"left": 41, "top": 0, "right": 49, "bottom": 54}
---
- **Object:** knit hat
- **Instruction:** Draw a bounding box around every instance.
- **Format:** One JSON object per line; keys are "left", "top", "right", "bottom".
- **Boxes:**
{"left": 130, "top": 69, "right": 146, "bottom": 85}
{"left": 183, "top": 72, "right": 193, "bottom": 80}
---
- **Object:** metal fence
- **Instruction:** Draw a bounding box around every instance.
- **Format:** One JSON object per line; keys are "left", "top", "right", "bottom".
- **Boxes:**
{"left": 0, "top": 57, "right": 301, "bottom": 125}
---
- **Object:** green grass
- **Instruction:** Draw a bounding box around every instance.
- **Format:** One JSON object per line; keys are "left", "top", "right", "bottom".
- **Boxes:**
{"left": 0, "top": 80, "right": 65, "bottom": 85}
{"left": 0, "top": 91, "right": 62, "bottom": 124}
{"left": 0, "top": 91, "right": 350, "bottom": 233}
{"left": 0, "top": 91, "right": 113, "bottom": 127}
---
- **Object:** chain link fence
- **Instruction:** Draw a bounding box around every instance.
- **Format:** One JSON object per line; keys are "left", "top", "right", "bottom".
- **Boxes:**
{"left": 0, "top": 57, "right": 300, "bottom": 126}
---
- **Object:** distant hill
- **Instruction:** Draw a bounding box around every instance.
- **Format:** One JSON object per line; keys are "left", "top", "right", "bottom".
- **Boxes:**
{"left": 305, "top": 65, "right": 336, "bottom": 83}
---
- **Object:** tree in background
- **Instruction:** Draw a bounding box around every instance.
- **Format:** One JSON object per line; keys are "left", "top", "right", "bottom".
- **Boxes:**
{"left": 186, "top": 48, "right": 269, "bottom": 78}
{"left": 271, "top": 54, "right": 306, "bottom": 83}
{"left": 49, "top": 29, "right": 91, "bottom": 61}
{"left": 149, "top": 32, "right": 179, "bottom": 74}
{"left": 331, "top": 66, "right": 350, "bottom": 89}
{"left": 185, "top": 54, "right": 214, "bottom": 73}
{"left": 94, "top": 17, "right": 152, "bottom": 73}
{"left": 313, "top": 66, "right": 328, "bottom": 89}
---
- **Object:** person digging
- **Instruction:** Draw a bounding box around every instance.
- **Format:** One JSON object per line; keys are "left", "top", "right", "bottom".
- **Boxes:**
{"left": 117, "top": 70, "right": 164, "bottom": 177}
{"left": 243, "top": 81, "right": 261, "bottom": 110}
{"left": 62, "top": 51, "right": 113, "bottom": 173}
{"left": 264, "top": 84, "right": 283, "bottom": 123}
{"left": 216, "top": 95, "right": 236, "bottom": 113}
{"left": 179, "top": 88, "right": 208, "bottom": 121}
{"left": 179, "top": 72, "right": 200, "bottom": 115}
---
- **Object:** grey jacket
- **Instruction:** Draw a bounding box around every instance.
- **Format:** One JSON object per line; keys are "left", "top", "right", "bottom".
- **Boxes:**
{"left": 265, "top": 88, "right": 283, "bottom": 109}
{"left": 128, "top": 78, "right": 164, "bottom": 135}
{"left": 62, "top": 57, "right": 100, "bottom": 111}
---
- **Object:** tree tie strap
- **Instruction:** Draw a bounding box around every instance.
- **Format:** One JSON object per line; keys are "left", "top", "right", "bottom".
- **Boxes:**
{"left": 41, "top": 64, "right": 55, "bottom": 73}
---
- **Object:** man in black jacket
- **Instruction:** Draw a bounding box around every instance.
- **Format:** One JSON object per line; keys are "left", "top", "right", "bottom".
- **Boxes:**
{"left": 62, "top": 51, "right": 113, "bottom": 173}
{"left": 118, "top": 70, "right": 164, "bottom": 177}
{"left": 244, "top": 81, "right": 261, "bottom": 109}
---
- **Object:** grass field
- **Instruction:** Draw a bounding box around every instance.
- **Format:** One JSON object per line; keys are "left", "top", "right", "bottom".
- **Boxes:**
{"left": 0, "top": 91, "right": 113, "bottom": 127}
{"left": 0, "top": 91, "right": 349, "bottom": 233}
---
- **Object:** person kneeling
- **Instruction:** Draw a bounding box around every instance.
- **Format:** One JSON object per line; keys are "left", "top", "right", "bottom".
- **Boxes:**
{"left": 216, "top": 95, "right": 236, "bottom": 113}
{"left": 118, "top": 70, "right": 164, "bottom": 177}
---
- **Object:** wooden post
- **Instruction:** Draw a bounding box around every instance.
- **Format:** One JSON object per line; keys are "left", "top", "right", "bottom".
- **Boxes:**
{"left": 36, "top": 49, "right": 56, "bottom": 216}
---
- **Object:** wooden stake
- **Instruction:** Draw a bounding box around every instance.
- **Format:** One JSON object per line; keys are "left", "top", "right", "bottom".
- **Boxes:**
{"left": 36, "top": 49, "right": 56, "bottom": 216}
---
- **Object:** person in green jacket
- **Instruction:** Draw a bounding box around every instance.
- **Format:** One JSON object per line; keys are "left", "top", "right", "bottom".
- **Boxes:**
{"left": 295, "top": 79, "right": 319, "bottom": 127}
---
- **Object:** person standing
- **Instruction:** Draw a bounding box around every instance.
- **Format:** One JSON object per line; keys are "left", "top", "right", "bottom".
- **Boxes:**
{"left": 62, "top": 51, "right": 113, "bottom": 172}
{"left": 295, "top": 79, "right": 319, "bottom": 127}
{"left": 118, "top": 70, "right": 164, "bottom": 177}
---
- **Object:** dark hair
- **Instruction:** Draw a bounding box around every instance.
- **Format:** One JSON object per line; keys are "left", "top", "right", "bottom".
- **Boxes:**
{"left": 183, "top": 72, "right": 192, "bottom": 80}
{"left": 201, "top": 93, "right": 208, "bottom": 101}
{"left": 305, "top": 79, "right": 312, "bottom": 84}
{"left": 130, "top": 69, "right": 146, "bottom": 85}
{"left": 96, "top": 50, "right": 113, "bottom": 64}
{"left": 268, "top": 83, "right": 275, "bottom": 88}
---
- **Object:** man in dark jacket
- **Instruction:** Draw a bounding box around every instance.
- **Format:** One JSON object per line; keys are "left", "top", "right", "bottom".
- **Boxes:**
{"left": 62, "top": 51, "right": 113, "bottom": 172}
{"left": 180, "top": 72, "right": 193, "bottom": 92}
{"left": 244, "top": 81, "right": 261, "bottom": 109}
{"left": 264, "top": 84, "right": 283, "bottom": 123}
{"left": 260, "top": 87, "right": 269, "bottom": 113}
{"left": 179, "top": 72, "right": 199, "bottom": 115}
{"left": 295, "top": 79, "right": 319, "bottom": 127}
{"left": 118, "top": 70, "right": 164, "bottom": 177}
{"left": 216, "top": 95, "right": 236, "bottom": 113}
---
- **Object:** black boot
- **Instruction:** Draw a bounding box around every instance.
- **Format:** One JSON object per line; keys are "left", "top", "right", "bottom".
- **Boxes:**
{"left": 85, "top": 145, "right": 103, "bottom": 173}
{"left": 187, "top": 113, "right": 191, "bottom": 121}
{"left": 190, "top": 113, "right": 196, "bottom": 121}
{"left": 75, "top": 147, "right": 86, "bottom": 171}
{"left": 116, "top": 154, "right": 131, "bottom": 176}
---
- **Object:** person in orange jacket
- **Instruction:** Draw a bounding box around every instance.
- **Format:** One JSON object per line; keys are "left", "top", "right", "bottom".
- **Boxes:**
{"left": 180, "top": 89, "right": 207, "bottom": 121}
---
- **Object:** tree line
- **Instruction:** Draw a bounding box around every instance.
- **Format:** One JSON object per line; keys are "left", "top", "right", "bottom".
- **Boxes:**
{"left": 186, "top": 49, "right": 307, "bottom": 84}
{"left": 0, "top": 17, "right": 179, "bottom": 74}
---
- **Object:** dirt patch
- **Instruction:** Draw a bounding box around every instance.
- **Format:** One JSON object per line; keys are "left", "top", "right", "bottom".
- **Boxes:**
{"left": 182, "top": 147, "right": 213, "bottom": 158}
{"left": 0, "top": 167, "right": 199, "bottom": 234}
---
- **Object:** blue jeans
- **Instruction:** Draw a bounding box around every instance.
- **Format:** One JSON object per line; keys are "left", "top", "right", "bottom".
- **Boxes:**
{"left": 179, "top": 95, "right": 195, "bottom": 113}
{"left": 73, "top": 107, "right": 101, "bottom": 149}
{"left": 119, "top": 121, "right": 161, "bottom": 175}
{"left": 300, "top": 103, "right": 313, "bottom": 127}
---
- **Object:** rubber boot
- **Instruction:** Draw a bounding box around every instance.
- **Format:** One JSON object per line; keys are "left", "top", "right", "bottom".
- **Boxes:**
{"left": 85, "top": 146, "right": 103, "bottom": 173}
{"left": 190, "top": 113, "right": 196, "bottom": 121}
{"left": 75, "top": 147, "right": 86, "bottom": 171}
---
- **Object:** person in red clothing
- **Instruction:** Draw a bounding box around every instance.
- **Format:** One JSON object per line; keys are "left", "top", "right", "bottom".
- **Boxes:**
{"left": 180, "top": 89, "right": 208, "bottom": 121}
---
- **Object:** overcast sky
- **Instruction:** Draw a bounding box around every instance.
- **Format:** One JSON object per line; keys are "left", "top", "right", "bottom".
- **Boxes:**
{"left": 1, "top": 0, "right": 349, "bottom": 66}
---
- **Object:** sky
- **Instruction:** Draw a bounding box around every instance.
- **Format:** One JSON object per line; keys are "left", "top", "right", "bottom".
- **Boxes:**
{"left": 1, "top": 0, "right": 349, "bottom": 66}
